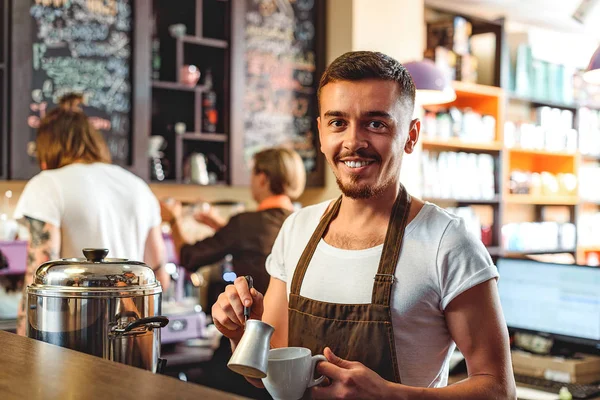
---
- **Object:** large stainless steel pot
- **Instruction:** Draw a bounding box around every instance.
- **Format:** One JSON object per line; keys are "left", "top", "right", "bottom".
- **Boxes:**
{"left": 26, "top": 248, "right": 169, "bottom": 373}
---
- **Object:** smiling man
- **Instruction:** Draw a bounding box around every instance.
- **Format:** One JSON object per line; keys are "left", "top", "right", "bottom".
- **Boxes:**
{"left": 212, "top": 51, "right": 516, "bottom": 399}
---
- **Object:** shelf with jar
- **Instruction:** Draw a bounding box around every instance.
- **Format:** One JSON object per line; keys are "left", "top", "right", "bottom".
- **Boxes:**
{"left": 149, "top": 0, "right": 230, "bottom": 185}
{"left": 420, "top": 80, "right": 505, "bottom": 256}
{"left": 575, "top": 107, "right": 600, "bottom": 264}
{"left": 503, "top": 102, "right": 579, "bottom": 207}
{"left": 422, "top": 81, "right": 504, "bottom": 149}
{"left": 501, "top": 205, "right": 577, "bottom": 257}
{"left": 501, "top": 96, "right": 588, "bottom": 262}
{"left": 421, "top": 82, "right": 504, "bottom": 203}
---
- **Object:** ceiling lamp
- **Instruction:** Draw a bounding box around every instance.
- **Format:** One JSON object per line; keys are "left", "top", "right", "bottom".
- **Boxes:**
{"left": 584, "top": 45, "right": 600, "bottom": 84}
{"left": 404, "top": 59, "right": 457, "bottom": 105}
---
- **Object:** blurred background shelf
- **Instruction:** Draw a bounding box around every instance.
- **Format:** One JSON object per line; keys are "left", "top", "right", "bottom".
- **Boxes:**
{"left": 506, "top": 148, "right": 577, "bottom": 158}
{"left": 421, "top": 138, "right": 503, "bottom": 152}
{"left": 180, "top": 35, "right": 228, "bottom": 49}
{"left": 179, "top": 133, "right": 228, "bottom": 142}
{"left": 579, "top": 199, "right": 600, "bottom": 205}
{"left": 504, "top": 249, "right": 576, "bottom": 257}
{"left": 581, "top": 154, "right": 600, "bottom": 162}
{"left": 424, "top": 196, "right": 501, "bottom": 204}
{"left": 152, "top": 81, "right": 208, "bottom": 92}
{"left": 452, "top": 80, "right": 504, "bottom": 98}
{"left": 486, "top": 246, "right": 503, "bottom": 257}
{"left": 507, "top": 93, "right": 579, "bottom": 110}
{"left": 505, "top": 194, "right": 579, "bottom": 205}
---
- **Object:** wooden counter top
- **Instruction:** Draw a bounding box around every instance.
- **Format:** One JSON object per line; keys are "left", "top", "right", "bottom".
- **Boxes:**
{"left": 0, "top": 331, "right": 248, "bottom": 400}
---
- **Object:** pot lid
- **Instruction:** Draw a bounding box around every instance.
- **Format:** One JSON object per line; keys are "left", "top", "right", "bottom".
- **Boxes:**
{"left": 30, "top": 248, "right": 159, "bottom": 292}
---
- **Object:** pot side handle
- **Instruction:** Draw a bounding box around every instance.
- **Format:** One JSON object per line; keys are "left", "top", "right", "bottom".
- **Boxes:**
{"left": 122, "top": 316, "right": 169, "bottom": 333}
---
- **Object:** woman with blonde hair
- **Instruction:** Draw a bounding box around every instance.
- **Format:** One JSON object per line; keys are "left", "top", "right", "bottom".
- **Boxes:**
{"left": 161, "top": 147, "right": 306, "bottom": 294}
{"left": 14, "top": 93, "right": 167, "bottom": 335}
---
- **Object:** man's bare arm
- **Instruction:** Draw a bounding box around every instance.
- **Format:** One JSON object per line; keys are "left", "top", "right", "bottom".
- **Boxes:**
{"left": 16, "top": 217, "right": 61, "bottom": 336}
{"left": 389, "top": 280, "right": 516, "bottom": 399}
{"left": 261, "top": 277, "right": 289, "bottom": 348}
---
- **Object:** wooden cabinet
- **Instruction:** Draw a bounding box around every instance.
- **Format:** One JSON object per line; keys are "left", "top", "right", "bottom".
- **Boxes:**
{"left": 149, "top": 0, "right": 326, "bottom": 187}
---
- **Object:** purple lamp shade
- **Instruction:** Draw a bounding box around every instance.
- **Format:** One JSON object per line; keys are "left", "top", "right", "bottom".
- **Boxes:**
{"left": 584, "top": 45, "right": 600, "bottom": 85}
{"left": 404, "top": 59, "right": 456, "bottom": 105}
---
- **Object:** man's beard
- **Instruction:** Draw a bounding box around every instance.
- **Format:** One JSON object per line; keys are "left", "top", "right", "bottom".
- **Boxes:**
{"left": 332, "top": 149, "right": 388, "bottom": 199}
{"left": 335, "top": 173, "right": 390, "bottom": 199}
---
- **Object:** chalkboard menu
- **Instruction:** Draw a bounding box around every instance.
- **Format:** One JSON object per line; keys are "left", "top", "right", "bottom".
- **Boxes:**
{"left": 244, "top": 0, "right": 320, "bottom": 174}
{"left": 28, "top": 0, "right": 132, "bottom": 165}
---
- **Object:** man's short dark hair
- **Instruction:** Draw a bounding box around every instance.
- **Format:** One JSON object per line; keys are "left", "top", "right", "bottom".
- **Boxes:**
{"left": 318, "top": 51, "right": 416, "bottom": 112}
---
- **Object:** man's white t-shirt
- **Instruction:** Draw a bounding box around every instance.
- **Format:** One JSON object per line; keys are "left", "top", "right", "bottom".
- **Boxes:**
{"left": 266, "top": 200, "right": 499, "bottom": 388}
{"left": 14, "top": 163, "right": 161, "bottom": 261}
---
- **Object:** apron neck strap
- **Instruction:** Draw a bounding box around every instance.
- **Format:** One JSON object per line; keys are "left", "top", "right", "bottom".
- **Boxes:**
{"left": 289, "top": 185, "right": 412, "bottom": 305}
{"left": 371, "top": 185, "right": 411, "bottom": 305}
{"left": 290, "top": 196, "right": 342, "bottom": 295}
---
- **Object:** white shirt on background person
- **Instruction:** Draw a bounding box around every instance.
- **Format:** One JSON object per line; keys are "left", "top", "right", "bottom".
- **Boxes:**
{"left": 14, "top": 162, "right": 161, "bottom": 261}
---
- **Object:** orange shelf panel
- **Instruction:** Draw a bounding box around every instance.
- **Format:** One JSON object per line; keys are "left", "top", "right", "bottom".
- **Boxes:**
{"left": 424, "top": 82, "right": 504, "bottom": 142}
{"left": 421, "top": 138, "right": 503, "bottom": 152}
{"left": 507, "top": 148, "right": 576, "bottom": 158}
{"left": 508, "top": 151, "right": 577, "bottom": 175}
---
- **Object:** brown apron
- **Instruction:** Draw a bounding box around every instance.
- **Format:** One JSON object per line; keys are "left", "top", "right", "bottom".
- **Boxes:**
{"left": 288, "top": 185, "right": 411, "bottom": 384}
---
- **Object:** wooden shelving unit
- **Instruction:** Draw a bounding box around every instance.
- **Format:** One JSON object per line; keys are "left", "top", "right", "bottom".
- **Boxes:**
{"left": 424, "top": 8, "right": 600, "bottom": 266}
{"left": 421, "top": 80, "right": 589, "bottom": 262}
{"left": 150, "top": 0, "right": 231, "bottom": 184}
{"left": 421, "top": 81, "right": 505, "bottom": 255}
{"left": 504, "top": 82, "right": 583, "bottom": 264}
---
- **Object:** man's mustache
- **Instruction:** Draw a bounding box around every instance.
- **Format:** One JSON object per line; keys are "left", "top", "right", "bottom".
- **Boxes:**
{"left": 334, "top": 150, "right": 381, "bottom": 163}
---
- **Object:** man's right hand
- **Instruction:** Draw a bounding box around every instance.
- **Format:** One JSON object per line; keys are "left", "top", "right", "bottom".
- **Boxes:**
{"left": 211, "top": 276, "right": 265, "bottom": 343}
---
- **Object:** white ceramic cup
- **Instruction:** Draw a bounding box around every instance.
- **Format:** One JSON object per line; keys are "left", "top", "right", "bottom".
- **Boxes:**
{"left": 261, "top": 347, "right": 327, "bottom": 400}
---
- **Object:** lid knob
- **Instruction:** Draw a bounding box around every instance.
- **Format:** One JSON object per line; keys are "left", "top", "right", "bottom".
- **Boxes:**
{"left": 82, "top": 248, "right": 109, "bottom": 262}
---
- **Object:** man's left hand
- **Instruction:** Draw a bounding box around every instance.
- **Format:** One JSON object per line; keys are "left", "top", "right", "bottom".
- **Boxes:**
{"left": 312, "top": 347, "right": 396, "bottom": 399}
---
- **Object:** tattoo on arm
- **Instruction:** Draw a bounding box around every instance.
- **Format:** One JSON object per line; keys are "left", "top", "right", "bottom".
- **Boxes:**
{"left": 25, "top": 217, "right": 52, "bottom": 248}
{"left": 25, "top": 217, "right": 59, "bottom": 261}
{"left": 17, "top": 217, "right": 60, "bottom": 335}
